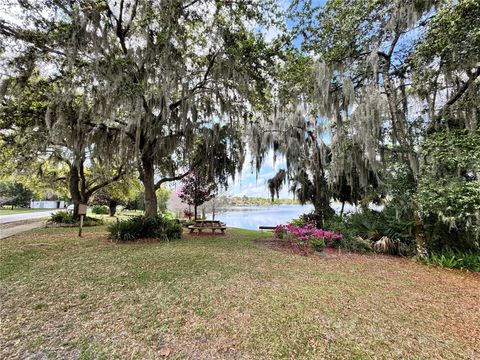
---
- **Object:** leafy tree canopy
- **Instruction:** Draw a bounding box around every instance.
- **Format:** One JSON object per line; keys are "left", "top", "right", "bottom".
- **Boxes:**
{"left": 0, "top": 181, "right": 33, "bottom": 208}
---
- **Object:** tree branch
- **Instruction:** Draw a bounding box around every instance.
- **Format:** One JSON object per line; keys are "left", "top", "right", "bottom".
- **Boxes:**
{"left": 154, "top": 159, "right": 203, "bottom": 190}
{"left": 435, "top": 66, "right": 480, "bottom": 119}
{"left": 86, "top": 166, "right": 126, "bottom": 197}
{"left": 169, "top": 52, "right": 218, "bottom": 111}
{"left": 182, "top": 0, "right": 202, "bottom": 10}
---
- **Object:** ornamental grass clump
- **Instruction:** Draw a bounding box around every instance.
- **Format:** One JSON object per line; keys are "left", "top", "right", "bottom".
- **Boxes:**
{"left": 273, "top": 223, "right": 343, "bottom": 254}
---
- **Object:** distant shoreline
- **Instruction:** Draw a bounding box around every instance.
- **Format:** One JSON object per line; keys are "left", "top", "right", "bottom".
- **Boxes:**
{"left": 225, "top": 197, "right": 300, "bottom": 207}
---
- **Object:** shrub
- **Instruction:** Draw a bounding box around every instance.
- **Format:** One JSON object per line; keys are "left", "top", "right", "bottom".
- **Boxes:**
{"left": 324, "top": 211, "right": 415, "bottom": 254}
{"left": 298, "top": 212, "right": 330, "bottom": 227}
{"left": 310, "top": 237, "right": 326, "bottom": 252}
{"left": 289, "top": 215, "right": 308, "bottom": 227}
{"left": 416, "top": 130, "right": 480, "bottom": 244}
{"left": 164, "top": 219, "right": 183, "bottom": 239}
{"left": 346, "top": 210, "right": 384, "bottom": 241}
{"left": 108, "top": 215, "right": 183, "bottom": 241}
{"left": 50, "top": 211, "right": 76, "bottom": 224}
{"left": 323, "top": 215, "right": 372, "bottom": 252}
{"left": 339, "top": 236, "right": 373, "bottom": 253}
{"left": 162, "top": 210, "right": 177, "bottom": 220}
{"left": 49, "top": 211, "right": 103, "bottom": 226}
{"left": 91, "top": 205, "right": 109, "bottom": 214}
{"left": 422, "top": 249, "right": 480, "bottom": 272}
{"left": 273, "top": 225, "right": 287, "bottom": 239}
{"left": 373, "top": 236, "right": 398, "bottom": 255}
{"left": 108, "top": 219, "right": 135, "bottom": 241}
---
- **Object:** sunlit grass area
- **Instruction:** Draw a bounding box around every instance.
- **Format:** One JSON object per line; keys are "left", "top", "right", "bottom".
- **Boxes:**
{"left": 75, "top": 209, "right": 145, "bottom": 224}
{"left": 0, "top": 208, "right": 57, "bottom": 215}
{"left": 1, "top": 227, "right": 479, "bottom": 359}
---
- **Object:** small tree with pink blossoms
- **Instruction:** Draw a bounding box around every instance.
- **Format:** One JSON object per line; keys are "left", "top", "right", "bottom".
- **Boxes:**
{"left": 179, "top": 172, "right": 217, "bottom": 220}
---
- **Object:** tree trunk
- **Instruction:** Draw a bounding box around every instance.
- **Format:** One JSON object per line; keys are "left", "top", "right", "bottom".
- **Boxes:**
{"left": 109, "top": 200, "right": 117, "bottom": 216}
{"left": 340, "top": 201, "right": 345, "bottom": 217}
{"left": 312, "top": 172, "right": 334, "bottom": 228}
{"left": 69, "top": 165, "right": 82, "bottom": 219}
{"left": 414, "top": 212, "right": 428, "bottom": 258}
{"left": 308, "top": 131, "right": 334, "bottom": 228}
{"left": 141, "top": 154, "right": 158, "bottom": 219}
{"left": 69, "top": 163, "right": 91, "bottom": 219}
{"left": 194, "top": 205, "right": 198, "bottom": 221}
{"left": 313, "top": 202, "right": 334, "bottom": 228}
{"left": 382, "top": 56, "right": 425, "bottom": 256}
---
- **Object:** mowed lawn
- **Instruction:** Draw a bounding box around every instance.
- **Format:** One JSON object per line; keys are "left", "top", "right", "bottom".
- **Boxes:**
{"left": 0, "top": 227, "right": 479, "bottom": 359}
{"left": 0, "top": 208, "right": 57, "bottom": 215}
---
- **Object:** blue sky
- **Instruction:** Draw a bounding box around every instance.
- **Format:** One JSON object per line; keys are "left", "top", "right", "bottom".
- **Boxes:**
{"left": 231, "top": 0, "right": 328, "bottom": 198}
{"left": 228, "top": 0, "right": 306, "bottom": 199}
{"left": 228, "top": 150, "right": 290, "bottom": 198}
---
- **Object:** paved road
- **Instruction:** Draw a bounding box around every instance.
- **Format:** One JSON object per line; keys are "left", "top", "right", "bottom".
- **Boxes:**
{"left": 0, "top": 221, "right": 47, "bottom": 240}
{"left": 0, "top": 210, "right": 59, "bottom": 224}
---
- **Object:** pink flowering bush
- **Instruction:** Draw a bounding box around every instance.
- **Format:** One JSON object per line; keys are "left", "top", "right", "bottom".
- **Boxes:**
{"left": 273, "top": 223, "right": 343, "bottom": 254}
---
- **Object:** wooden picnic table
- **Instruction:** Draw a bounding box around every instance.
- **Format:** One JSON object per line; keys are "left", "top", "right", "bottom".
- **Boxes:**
{"left": 188, "top": 219, "right": 226, "bottom": 234}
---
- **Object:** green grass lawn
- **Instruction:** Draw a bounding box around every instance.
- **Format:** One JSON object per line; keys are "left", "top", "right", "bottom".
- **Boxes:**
{"left": 1, "top": 227, "right": 479, "bottom": 359}
{"left": 0, "top": 208, "right": 57, "bottom": 215}
{"left": 88, "top": 209, "right": 145, "bottom": 222}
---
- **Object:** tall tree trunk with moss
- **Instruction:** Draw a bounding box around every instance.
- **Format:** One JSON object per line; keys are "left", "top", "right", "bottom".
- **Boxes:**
{"left": 140, "top": 154, "right": 158, "bottom": 219}
{"left": 381, "top": 45, "right": 426, "bottom": 257}
{"left": 69, "top": 165, "right": 85, "bottom": 219}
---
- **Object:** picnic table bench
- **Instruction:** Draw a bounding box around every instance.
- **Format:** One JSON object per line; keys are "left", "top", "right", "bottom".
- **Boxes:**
{"left": 188, "top": 219, "right": 226, "bottom": 234}
{"left": 259, "top": 226, "right": 276, "bottom": 231}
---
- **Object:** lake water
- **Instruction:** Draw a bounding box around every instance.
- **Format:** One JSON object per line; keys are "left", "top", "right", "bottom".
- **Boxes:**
{"left": 211, "top": 203, "right": 362, "bottom": 230}
{"left": 211, "top": 205, "right": 313, "bottom": 230}
{"left": 211, "top": 203, "right": 385, "bottom": 230}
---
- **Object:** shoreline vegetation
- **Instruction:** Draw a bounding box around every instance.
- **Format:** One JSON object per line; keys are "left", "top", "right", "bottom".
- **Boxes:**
{"left": 225, "top": 196, "right": 300, "bottom": 206}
